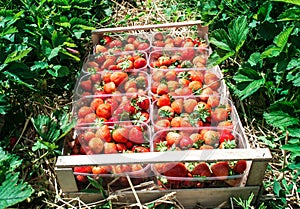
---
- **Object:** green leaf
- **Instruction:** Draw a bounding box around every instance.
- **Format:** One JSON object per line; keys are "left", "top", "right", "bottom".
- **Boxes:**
{"left": 3, "top": 71, "right": 36, "bottom": 90}
{"left": 278, "top": 8, "right": 300, "bottom": 21}
{"left": 47, "top": 65, "right": 70, "bottom": 77}
{"left": 286, "top": 58, "right": 300, "bottom": 70}
{"left": 261, "top": 45, "right": 281, "bottom": 59}
{"left": 210, "top": 29, "right": 232, "bottom": 51}
{"left": 59, "top": 50, "right": 80, "bottom": 62}
{"left": 287, "top": 127, "right": 300, "bottom": 138}
{"left": 206, "top": 50, "right": 235, "bottom": 67}
{"left": 248, "top": 52, "right": 262, "bottom": 67}
{"left": 273, "top": 179, "right": 282, "bottom": 196}
{"left": 48, "top": 46, "right": 61, "bottom": 60}
{"left": 281, "top": 144, "right": 300, "bottom": 153}
{"left": 286, "top": 72, "right": 300, "bottom": 87}
{"left": 4, "top": 47, "right": 32, "bottom": 64}
{"left": 263, "top": 111, "right": 300, "bottom": 129}
{"left": 0, "top": 94, "right": 10, "bottom": 115}
{"left": 0, "top": 173, "right": 34, "bottom": 208}
{"left": 31, "top": 115, "right": 60, "bottom": 142}
{"left": 30, "top": 61, "right": 49, "bottom": 72}
{"left": 32, "top": 140, "right": 58, "bottom": 152}
{"left": 228, "top": 16, "right": 249, "bottom": 52}
{"left": 271, "top": 0, "right": 300, "bottom": 6}
{"left": 236, "top": 79, "right": 265, "bottom": 100}
{"left": 274, "top": 27, "right": 294, "bottom": 49}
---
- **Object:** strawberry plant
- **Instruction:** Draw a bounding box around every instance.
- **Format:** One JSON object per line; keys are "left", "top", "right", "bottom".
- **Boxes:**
{"left": 0, "top": 147, "right": 34, "bottom": 208}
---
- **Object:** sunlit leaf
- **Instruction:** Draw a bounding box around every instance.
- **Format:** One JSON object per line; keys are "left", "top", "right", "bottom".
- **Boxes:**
{"left": 48, "top": 46, "right": 61, "bottom": 60}
{"left": 228, "top": 16, "right": 249, "bottom": 52}
{"left": 278, "top": 8, "right": 300, "bottom": 21}
{"left": 281, "top": 144, "right": 300, "bottom": 153}
{"left": 264, "top": 111, "right": 300, "bottom": 129}
{"left": 47, "top": 65, "right": 70, "bottom": 77}
{"left": 274, "top": 27, "right": 294, "bottom": 49}
{"left": 272, "top": 0, "right": 300, "bottom": 6}
{"left": 4, "top": 47, "right": 32, "bottom": 64}
{"left": 261, "top": 45, "right": 281, "bottom": 59}
{"left": 236, "top": 79, "right": 265, "bottom": 100}
{"left": 210, "top": 29, "right": 232, "bottom": 51}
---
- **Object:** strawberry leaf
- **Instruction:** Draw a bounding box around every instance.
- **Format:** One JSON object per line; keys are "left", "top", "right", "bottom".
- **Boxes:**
{"left": 263, "top": 111, "right": 300, "bottom": 130}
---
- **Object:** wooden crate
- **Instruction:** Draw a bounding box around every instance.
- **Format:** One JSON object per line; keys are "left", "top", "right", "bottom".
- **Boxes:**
{"left": 55, "top": 21, "right": 272, "bottom": 208}
{"left": 55, "top": 147, "right": 272, "bottom": 208}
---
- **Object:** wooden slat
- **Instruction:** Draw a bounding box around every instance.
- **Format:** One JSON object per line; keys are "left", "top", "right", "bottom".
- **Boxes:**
{"left": 246, "top": 161, "right": 269, "bottom": 186}
{"left": 56, "top": 148, "right": 272, "bottom": 168}
{"left": 64, "top": 186, "right": 260, "bottom": 208}
{"left": 55, "top": 167, "right": 78, "bottom": 192}
{"left": 91, "top": 20, "right": 208, "bottom": 45}
{"left": 92, "top": 20, "right": 205, "bottom": 34}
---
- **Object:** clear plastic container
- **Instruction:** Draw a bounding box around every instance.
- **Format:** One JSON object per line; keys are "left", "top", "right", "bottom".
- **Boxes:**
{"left": 150, "top": 67, "right": 225, "bottom": 99}
{"left": 74, "top": 70, "right": 150, "bottom": 98}
{"left": 152, "top": 162, "right": 248, "bottom": 189}
{"left": 151, "top": 95, "right": 237, "bottom": 131}
{"left": 82, "top": 50, "right": 148, "bottom": 74}
{"left": 72, "top": 94, "right": 151, "bottom": 127}
{"left": 94, "top": 33, "right": 151, "bottom": 54}
{"left": 150, "top": 30, "right": 209, "bottom": 51}
{"left": 150, "top": 126, "right": 249, "bottom": 189}
{"left": 148, "top": 47, "right": 210, "bottom": 71}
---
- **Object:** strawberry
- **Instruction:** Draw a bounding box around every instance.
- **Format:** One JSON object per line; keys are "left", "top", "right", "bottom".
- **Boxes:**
{"left": 112, "top": 127, "right": 129, "bottom": 143}
{"left": 203, "top": 130, "right": 220, "bottom": 147}
{"left": 80, "top": 80, "right": 92, "bottom": 91}
{"left": 191, "top": 163, "right": 212, "bottom": 177}
{"left": 156, "top": 94, "right": 171, "bottom": 107}
{"left": 74, "top": 166, "right": 92, "bottom": 174}
{"left": 110, "top": 71, "right": 128, "bottom": 86}
{"left": 78, "top": 106, "right": 94, "bottom": 118}
{"left": 88, "top": 137, "right": 104, "bottom": 154}
{"left": 96, "top": 103, "right": 111, "bottom": 119}
{"left": 171, "top": 99, "right": 183, "bottom": 114}
{"left": 95, "top": 125, "right": 112, "bottom": 142}
{"left": 156, "top": 83, "right": 169, "bottom": 95}
{"left": 134, "top": 57, "right": 147, "bottom": 69}
{"left": 211, "top": 107, "right": 229, "bottom": 123}
{"left": 183, "top": 99, "right": 198, "bottom": 114}
{"left": 179, "top": 136, "right": 194, "bottom": 149}
{"left": 233, "top": 160, "right": 247, "bottom": 174}
{"left": 136, "top": 95, "right": 150, "bottom": 110}
{"left": 211, "top": 161, "right": 229, "bottom": 177}
{"left": 154, "top": 32, "right": 164, "bottom": 41}
{"left": 132, "top": 145, "right": 150, "bottom": 153}
{"left": 204, "top": 72, "right": 220, "bottom": 91}
{"left": 103, "top": 142, "right": 118, "bottom": 154}
{"left": 129, "top": 126, "right": 145, "bottom": 144}
{"left": 158, "top": 106, "right": 174, "bottom": 121}
{"left": 108, "top": 39, "right": 122, "bottom": 48}
{"left": 92, "top": 166, "right": 110, "bottom": 175}
{"left": 166, "top": 131, "right": 182, "bottom": 146}
{"left": 163, "top": 163, "right": 188, "bottom": 177}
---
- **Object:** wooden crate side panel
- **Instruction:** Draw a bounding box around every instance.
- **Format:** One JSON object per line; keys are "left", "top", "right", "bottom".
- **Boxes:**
{"left": 64, "top": 186, "right": 260, "bottom": 208}
{"left": 91, "top": 20, "right": 207, "bottom": 45}
{"left": 56, "top": 148, "right": 272, "bottom": 168}
{"left": 55, "top": 167, "right": 78, "bottom": 192}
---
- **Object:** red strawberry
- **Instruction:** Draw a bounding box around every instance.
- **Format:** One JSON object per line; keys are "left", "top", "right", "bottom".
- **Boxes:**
{"left": 80, "top": 80, "right": 92, "bottom": 91}
{"left": 233, "top": 160, "right": 247, "bottom": 174}
{"left": 74, "top": 166, "right": 92, "bottom": 173}
{"left": 129, "top": 126, "right": 145, "bottom": 144}
{"left": 191, "top": 163, "right": 212, "bottom": 177}
{"left": 211, "top": 161, "right": 229, "bottom": 177}
{"left": 136, "top": 96, "right": 150, "bottom": 110}
{"left": 163, "top": 163, "right": 188, "bottom": 177}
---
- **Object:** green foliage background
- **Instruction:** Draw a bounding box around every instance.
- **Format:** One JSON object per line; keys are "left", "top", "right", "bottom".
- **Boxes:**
{"left": 0, "top": 0, "right": 299, "bottom": 208}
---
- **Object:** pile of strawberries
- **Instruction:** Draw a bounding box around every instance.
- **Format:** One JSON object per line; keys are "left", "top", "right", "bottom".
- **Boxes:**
{"left": 68, "top": 31, "right": 248, "bottom": 189}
